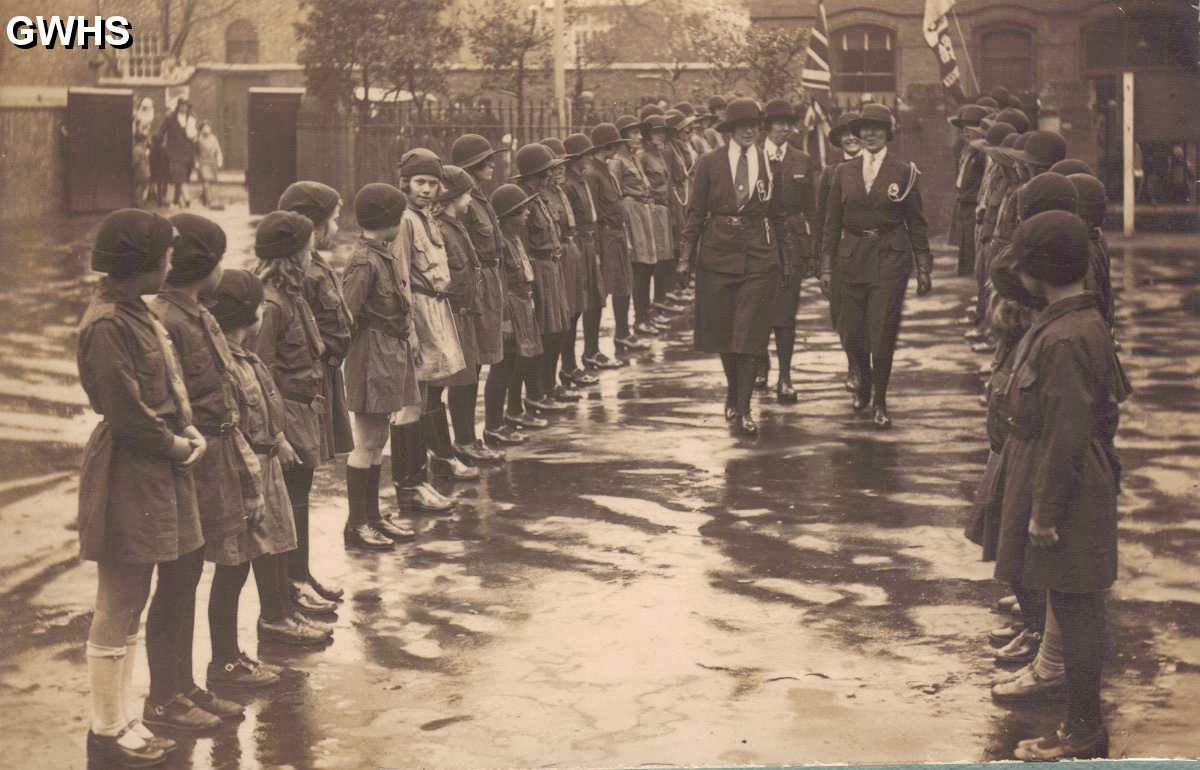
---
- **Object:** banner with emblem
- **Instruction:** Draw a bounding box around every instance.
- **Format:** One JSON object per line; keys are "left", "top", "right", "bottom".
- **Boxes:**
{"left": 923, "top": 0, "right": 968, "bottom": 104}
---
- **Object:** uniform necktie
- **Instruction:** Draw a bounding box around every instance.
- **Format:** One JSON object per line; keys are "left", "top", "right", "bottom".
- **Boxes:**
{"left": 864, "top": 151, "right": 881, "bottom": 193}
{"left": 736, "top": 146, "right": 750, "bottom": 206}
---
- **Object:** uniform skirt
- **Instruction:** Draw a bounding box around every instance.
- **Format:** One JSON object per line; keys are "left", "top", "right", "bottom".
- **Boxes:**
{"left": 558, "top": 236, "right": 587, "bottom": 318}
{"left": 577, "top": 226, "right": 607, "bottom": 309}
{"left": 344, "top": 328, "right": 422, "bottom": 414}
{"left": 196, "top": 432, "right": 259, "bottom": 562}
{"left": 955, "top": 200, "right": 977, "bottom": 276}
{"left": 694, "top": 268, "right": 780, "bottom": 355}
{"left": 475, "top": 264, "right": 505, "bottom": 365}
{"left": 598, "top": 226, "right": 632, "bottom": 298}
{"left": 284, "top": 398, "right": 324, "bottom": 468}
{"left": 206, "top": 451, "right": 297, "bottom": 565}
{"left": 621, "top": 199, "right": 657, "bottom": 265}
{"left": 505, "top": 288, "right": 543, "bottom": 358}
{"left": 413, "top": 293, "right": 467, "bottom": 384}
{"left": 648, "top": 203, "right": 673, "bottom": 263}
{"left": 78, "top": 422, "right": 203, "bottom": 565}
{"left": 440, "top": 309, "right": 481, "bottom": 387}
{"left": 531, "top": 258, "right": 569, "bottom": 335}
{"left": 319, "top": 363, "right": 354, "bottom": 460}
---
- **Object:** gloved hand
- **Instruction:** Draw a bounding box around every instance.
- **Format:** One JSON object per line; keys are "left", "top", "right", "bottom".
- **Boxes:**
{"left": 916, "top": 269, "right": 933, "bottom": 297}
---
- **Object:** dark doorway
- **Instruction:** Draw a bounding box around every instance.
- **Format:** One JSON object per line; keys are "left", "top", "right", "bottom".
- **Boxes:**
{"left": 247, "top": 88, "right": 304, "bottom": 215}
{"left": 220, "top": 74, "right": 269, "bottom": 170}
{"left": 66, "top": 88, "right": 134, "bottom": 213}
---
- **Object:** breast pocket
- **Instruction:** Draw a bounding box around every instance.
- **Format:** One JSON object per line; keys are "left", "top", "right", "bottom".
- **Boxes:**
{"left": 135, "top": 347, "right": 170, "bottom": 407}
{"left": 1008, "top": 366, "right": 1042, "bottom": 440}
{"left": 282, "top": 320, "right": 309, "bottom": 354}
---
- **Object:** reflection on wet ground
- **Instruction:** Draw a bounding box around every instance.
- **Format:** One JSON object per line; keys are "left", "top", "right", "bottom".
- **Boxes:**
{"left": 1, "top": 208, "right": 1198, "bottom": 768}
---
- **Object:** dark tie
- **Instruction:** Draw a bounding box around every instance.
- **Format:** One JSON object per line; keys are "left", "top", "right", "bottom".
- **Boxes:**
{"left": 736, "top": 146, "right": 749, "bottom": 206}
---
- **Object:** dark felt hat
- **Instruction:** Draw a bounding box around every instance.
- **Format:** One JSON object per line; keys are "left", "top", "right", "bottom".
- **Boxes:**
{"left": 950, "top": 104, "right": 989, "bottom": 128}
{"left": 91, "top": 209, "right": 174, "bottom": 277}
{"left": 707, "top": 95, "right": 727, "bottom": 113}
{"left": 986, "top": 107, "right": 1029, "bottom": 134}
{"left": 716, "top": 98, "right": 764, "bottom": 133}
{"left": 512, "top": 142, "right": 563, "bottom": 180}
{"left": 399, "top": 148, "right": 444, "bottom": 180}
{"left": 451, "top": 133, "right": 502, "bottom": 170}
{"left": 1068, "top": 173, "right": 1108, "bottom": 228}
{"left": 491, "top": 183, "right": 538, "bottom": 219}
{"left": 1018, "top": 172, "right": 1079, "bottom": 220}
{"left": 970, "top": 121, "right": 1015, "bottom": 151}
{"left": 206, "top": 268, "right": 264, "bottom": 332}
{"left": 1008, "top": 130, "right": 1067, "bottom": 168}
{"left": 166, "top": 213, "right": 226, "bottom": 284}
{"left": 1014, "top": 210, "right": 1091, "bottom": 286}
{"left": 976, "top": 96, "right": 999, "bottom": 110}
{"left": 615, "top": 114, "right": 646, "bottom": 136}
{"left": 763, "top": 99, "right": 798, "bottom": 123}
{"left": 990, "top": 86, "right": 1014, "bottom": 102}
{"left": 255, "top": 210, "right": 314, "bottom": 260}
{"left": 355, "top": 182, "right": 407, "bottom": 230}
{"left": 642, "top": 114, "right": 668, "bottom": 133}
{"left": 1049, "top": 158, "right": 1094, "bottom": 177}
{"left": 278, "top": 181, "right": 340, "bottom": 226}
{"left": 540, "top": 137, "right": 567, "bottom": 158}
{"left": 590, "top": 122, "right": 627, "bottom": 149}
{"left": 849, "top": 103, "right": 895, "bottom": 139}
{"left": 664, "top": 109, "right": 693, "bottom": 131}
{"left": 638, "top": 104, "right": 664, "bottom": 121}
{"left": 437, "top": 165, "right": 475, "bottom": 203}
{"left": 563, "top": 132, "right": 595, "bottom": 158}
{"left": 828, "top": 111, "right": 859, "bottom": 147}
{"left": 674, "top": 102, "right": 696, "bottom": 117}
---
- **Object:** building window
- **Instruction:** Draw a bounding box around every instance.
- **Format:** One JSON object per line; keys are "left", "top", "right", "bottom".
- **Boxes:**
{"left": 833, "top": 25, "right": 896, "bottom": 95}
{"left": 125, "top": 33, "right": 161, "bottom": 77}
{"left": 226, "top": 20, "right": 259, "bottom": 64}
{"left": 980, "top": 27, "right": 1034, "bottom": 93}
{"left": 1084, "top": 12, "right": 1197, "bottom": 71}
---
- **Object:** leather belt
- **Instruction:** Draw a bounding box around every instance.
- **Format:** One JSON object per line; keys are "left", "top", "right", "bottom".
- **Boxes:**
{"left": 251, "top": 442, "right": 278, "bottom": 456}
{"left": 623, "top": 195, "right": 653, "bottom": 205}
{"left": 478, "top": 257, "right": 501, "bottom": 267}
{"left": 714, "top": 214, "right": 764, "bottom": 227}
{"left": 844, "top": 226, "right": 895, "bottom": 238}
{"left": 195, "top": 422, "right": 236, "bottom": 437}
{"left": 412, "top": 284, "right": 451, "bottom": 300}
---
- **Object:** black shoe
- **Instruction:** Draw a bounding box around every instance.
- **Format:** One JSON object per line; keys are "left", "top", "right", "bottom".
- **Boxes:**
{"left": 988, "top": 621, "right": 1026, "bottom": 645}
{"left": 735, "top": 416, "right": 759, "bottom": 435}
{"left": 526, "top": 396, "right": 570, "bottom": 413}
{"left": 292, "top": 612, "right": 336, "bottom": 636}
{"left": 852, "top": 391, "right": 870, "bottom": 411}
{"left": 307, "top": 575, "right": 343, "bottom": 603}
{"left": 724, "top": 406, "right": 738, "bottom": 422}
{"left": 376, "top": 514, "right": 416, "bottom": 541}
{"left": 143, "top": 694, "right": 222, "bottom": 731}
{"left": 776, "top": 381, "right": 798, "bottom": 403}
{"left": 991, "top": 667, "right": 1066, "bottom": 704}
{"left": 507, "top": 411, "right": 549, "bottom": 429}
{"left": 344, "top": 523, "right": 394, "bottom": 551}
{"left": 582, "top": 352, "right": 623, "bottom": 370}
{"left": 872, "top": 406, "right": 892, "bottom": 429}
{"left": 206, "top": 656, "right": 280, "bottom": 689}
{"left": 995, "top": 629, "right": 1041, "bottom": 665}
{"left": 87, "top": 728, "right": 167, "bottom": 767}
{"left": 634, "top": 321, "right": 659, "bottom": 336}
{"left": 291, "top": 581, "right": 338, "bottom": 615}
{"left": 551, "top": 385, "right": 582, "bottom": 402}
{"left": 186, "top": 688, "right": 244, "bottom": 720}
{"left": 615, "top": 335, "right": 650, "bottom": 351}
{"left": 257, "top": 616, "right": 329, "bottom": 646}
{"left": 562, "top": 368, "right": 599, "bottom": 386}
{"left": 485, "top": 425, "right": 527, "bottom": 446}
{"left": 1014, "top": 726, "right": 1108, "bottom": 761}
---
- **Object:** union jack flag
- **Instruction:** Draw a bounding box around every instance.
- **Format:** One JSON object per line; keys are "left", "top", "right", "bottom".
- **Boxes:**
{"left": 801, "top": 0, "right": 833, "bottom": 94}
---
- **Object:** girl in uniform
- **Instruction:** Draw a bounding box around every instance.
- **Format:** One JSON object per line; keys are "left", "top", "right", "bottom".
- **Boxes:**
{"left": 79, "top": 209, "right": 199, "bottom": 768}
{"left": 611, "top": 116, "right": 658, "bottom": 342}
{"left": 278, "top": 181, "right": 354, "bottom": 608}
{"left": 147, "top": 213, "right": 256, "bottom": 731}
{"left": 341, "top": 182, "right": 424, "bottom": 548}
{"left": 560, "top": 132, "right": 607, "bottom": 385}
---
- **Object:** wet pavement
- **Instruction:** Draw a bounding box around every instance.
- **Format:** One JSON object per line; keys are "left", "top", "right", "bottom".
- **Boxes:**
{"left": 1, "top": 202, "right": 1198, "bottom": 769}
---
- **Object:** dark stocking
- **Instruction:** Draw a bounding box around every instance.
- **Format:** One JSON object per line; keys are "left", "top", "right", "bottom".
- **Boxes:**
{"left": 583, "top": 306, "right": 602, "bottom": 357}
{"left": 562, "top": 314, "right": 581, "bottom": 371}
{"left": 209, "top": 562, "right": 250, "bottom": 665}
{"left": 485, "top": 340, "right": 517, "bottom": 429}
{"left": 251, "top": 554, "right": 286, "bottom": 623}
{"left": 774, "top": 324, "right": 796, "bottom": 383}
{"left": 613, "top": 294, "right": 631, "bottom": 339}
{"left": 146, "top": 546, "right": 204, "bottom": 704}
{"left": 282, "top": 466, "right": 315, "bottom": 583}
{"left": 449, "top": 377, "right": 480, "bottom": 445}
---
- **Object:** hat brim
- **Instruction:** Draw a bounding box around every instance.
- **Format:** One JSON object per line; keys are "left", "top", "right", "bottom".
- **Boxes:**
{"left": 715, "top": 117, "right": 761, "bottom": 133}
{"left": 512, "top": 157, "right": 566, "bottom": 180}
{"left": 458, "top": 147, "right": 505, "bottom": 170}
{"left": 496, "top": 193, "right": 540, "bottom": 219}
{"left": 849, "top": 117, "right": 894, "bottom": 137}
{"left": 594, "top": 138, "right": 629, "bottom": 150}
{"left": 968, "top": 136, "right": 991, "bottom": 151}
{"left": 618, "top": 121, "right": 647, "bottom": 136}
{"left": 764, "top": 112, "right": 799, "bottom": 125}
{"left": 564, "top": 146, "right": 596, "bottom": 159}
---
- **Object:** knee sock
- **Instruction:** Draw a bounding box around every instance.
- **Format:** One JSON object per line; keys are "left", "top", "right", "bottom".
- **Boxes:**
{"left": 775, "top": 325, "right": 796, "bottom": 382}
{"left": 209, "top": 562, "right": 251, "bottom": 665}
{"left": 1033, "top": 599, "right": 1066, "bottom": 679}
{"left": 87, "top": 642, "right": 129, "bottom": 736}
{"left": 735, "top": 354, "right": 758, "bottom": 415}
{"left": 252, "top": 554, "right": 285, "bottom": 623}
{"left": 613, "top": 295, "right": 631, "bottom": 339}
{"left": 121, "top": 633, "right": 139, "bottom": 719}
{"left": 485, "top": 353, "right": 514, "bottom": 429}
{"left": 583, "top": 306, "right": 602, "bottom": 357}
{"left": 346, "top": 465, "right": 367, "bottom": 530}
{"left": 562, "top": 314, "right": 581, "bottom": 371}
{"left": 507, "top": 358, "right": 526, "bottom": 414}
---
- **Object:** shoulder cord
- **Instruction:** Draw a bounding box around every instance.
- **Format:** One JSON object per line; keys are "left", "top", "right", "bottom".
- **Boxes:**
{"left": 888, "top": 162, "right": 921, "bottom": 203}
{"left": 668, "top": 144, "right": 690, "bottom": 207}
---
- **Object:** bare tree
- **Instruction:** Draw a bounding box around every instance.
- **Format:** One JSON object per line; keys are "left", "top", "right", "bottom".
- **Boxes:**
{"left": 741, "top": 27, "right": 810, "bottom": 102}
{"left": 466, "top": 0, "right": 554, "bottom": 130}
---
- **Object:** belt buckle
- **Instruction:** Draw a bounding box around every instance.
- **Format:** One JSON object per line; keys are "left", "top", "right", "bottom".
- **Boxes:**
{"left": 727, "top": 215, "right": 744, "bottom": 227}
{"left": 862, "top": 228, "right": 879, "bottom": 237}
{"left": 220, "top": 422, "right": 234, "bottom": 434}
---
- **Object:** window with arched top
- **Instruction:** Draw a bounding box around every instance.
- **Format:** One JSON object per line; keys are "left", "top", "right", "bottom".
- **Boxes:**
{"left": 833, "top": 25, "right": 896, "bottom": 95}
{"left": 980, "top": 27, "right": 1034, "bottom": 93}
{"left": 226, "top": 20, "right": 259, "bottom": 64}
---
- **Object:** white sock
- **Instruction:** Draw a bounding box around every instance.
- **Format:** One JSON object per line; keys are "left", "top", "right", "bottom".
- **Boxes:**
{"left": 88, "top": 642, "right": 135, "bottom": 746}
{"left": 121, "top": 634, "right": 154, "bottom": 740}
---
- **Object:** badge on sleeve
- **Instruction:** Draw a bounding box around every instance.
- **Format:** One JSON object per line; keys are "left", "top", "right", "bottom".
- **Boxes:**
{"left": 887, "top": 182, "right": 900, "bottom": 199}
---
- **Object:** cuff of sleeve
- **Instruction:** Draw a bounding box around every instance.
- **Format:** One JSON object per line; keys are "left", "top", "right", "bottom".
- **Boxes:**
{"left": 1031, "top": 502, "right": 1062, "bottom": 529}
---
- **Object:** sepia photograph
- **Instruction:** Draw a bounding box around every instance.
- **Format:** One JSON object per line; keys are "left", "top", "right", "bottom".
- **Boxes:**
{"left": 0, "top": 0, "right": 1198, "bottom": 767}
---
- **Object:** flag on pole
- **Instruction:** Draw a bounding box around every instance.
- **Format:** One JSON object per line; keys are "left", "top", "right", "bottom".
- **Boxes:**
{"left": 923, "top": 0, "right": 968, "bottom": 103}
{"left": 802, "top": 0, "right": 832, "bottom": 94}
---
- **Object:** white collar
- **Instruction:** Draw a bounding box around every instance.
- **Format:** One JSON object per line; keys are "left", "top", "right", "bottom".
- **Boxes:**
{"left": 764, "top": 138, "right": 787, "bottom": 159}
{"left": 864, "top": 146, "right": 887, "bottom": 164}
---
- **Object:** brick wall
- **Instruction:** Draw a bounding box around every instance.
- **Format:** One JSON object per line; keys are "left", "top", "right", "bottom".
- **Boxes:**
{"left": 0, "top": 107, "right": 68, "bottom": 221}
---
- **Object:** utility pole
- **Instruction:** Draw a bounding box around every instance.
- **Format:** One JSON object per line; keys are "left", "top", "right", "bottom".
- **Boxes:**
{"left": 553, "top": 0, "right": 568, "bottom": 132}
{"left": 1123, "top": 71, "right": 1134, "bottom": 237}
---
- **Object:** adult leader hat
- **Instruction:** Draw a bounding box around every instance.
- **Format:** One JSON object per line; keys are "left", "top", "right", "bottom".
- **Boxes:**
{"left": 206, "top": 268, "right": 264, "bottom": 332}
{"left": 166, "top": 212, "right": 227, "bottom": 284}
{"left": 1050, "top": 159, "right": 1094, "bottom": 176}
{"left": 437, "top": 165, "right": 476, "bottom": 203}
{"left": 563, "top": 133, "right": 595, "bottom": 158}
{"left": 1010, "top": 130, "right": 1067, "bottom": 169}
{"left": 716, "top": 98, "right": 765, "bottom": 133}
{"left": 451, "top": 133, "right": 502, "bottom": 170}
{"left": 590, "top": 122, "right": 627, "bottom": 149}
{"left": 278, "top": 181, "right": 340, "bottom": 226}
{"left": 491, "top": 183, "right": 538, "bottom": 219}
{"left": 1068, "top": 173, "right": 1108, "bottom": 228}
{"left": 91, "top": 208, "right": 174, "bottom": 277}
{"left": 1018, "top": 172, "right": 1079, "bottom": 220}
{"left": 763, "top": 99, "right": 799, "bottom": 123}
{"left": 664, "top": 109, "right": 687, "bottom": 131}
{"left": 512, "top": 142, "right": 563, "bottom": 179}
{"left": 1013, "top": 210, "right": 1091, "bottom": 286}
{"left": 849, "top": 103, "right": 895, "bottom": 139}
{"left": 354, "top": 182, "right": 407, "bottom": 229}
{"left": 950, "top": 104, "right": 989, "bottom": 128}
{"left": 829, "top": 111, "right": 859, "bottom": 147}
{"left": 399, "top": 148, "right": 444, "bottom": 180}
{"left": 255, "top": 210, "right": 314, "bottom": 260}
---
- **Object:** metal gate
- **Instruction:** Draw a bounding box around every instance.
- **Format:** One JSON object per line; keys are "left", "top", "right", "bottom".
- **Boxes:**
{"left": 247, "top": 87, "right": 304, "bottom": 214}
{"left": 66, "top": 87, "right": 134, "bottom": 213}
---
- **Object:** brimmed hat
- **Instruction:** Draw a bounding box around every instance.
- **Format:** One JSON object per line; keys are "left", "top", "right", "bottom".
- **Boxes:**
{"left": 1014, "top": 210, "right": 1091, "bottom": 286}
{"left": 1018, "top": 172, "right": 1079, "bottom": 220}
{"left": 354, "top": 182, "right": 407, "bottom": 230}
{"left": 976, "top": 96, "right": 999, "bottom": 110}
{"left": 451, "top": 133, "right": 503, "bottom": 170}
{"left": 716, "top": 98, "right": 764, "bottom": 133}
{"left": 1068, "top": 173, "right": 1107, "bottom": 229}
{"left": 1049, "top": 158, "right": 1093, "bottom": 177}
{"left": 207, "top": 269, "right": 264, "bottom": 332}
{"left": 763, "top": 99, "right": 798, "bottom": 124}
{"left": 1005, "top": 130, "right": 1067, "bottom": 169}
{"left": 674, "top": 102, "right": 696, "bottom": 117}
{"left": 166, "top": 213, "right": 226, "bottom": 284}
{"left": 399, "top": 148, "right": 443, "bottom": 180}
{"left": 255, "top": 210, "right": 314, "bottom": 260}
{"left": 849, "top": 103, "right": 895, "bottom": 139}
{"left": 91, "top": 209, "right": 174, "bottom": 277}
{"left": 590, "top": 122, "right": 627, "bottom": 149}
{"left": 540, "top": 137, "right": 567, "bottom": 158}
{"left": 436, "top": 165, "right": 475, "bottom": 203}
{"left": 969, "top": 121, "right": 1015, "bottom": 151}
{"left": 664, "top": 109, "right": 695, "bottom": 131}
{"left": 512, "top": 142, "right": 563, "bottom": 180}
{"left": 615, "top": 114, "right": 646, "bottom": 136}
{"left": 491, "top": 183, "right": 538, "bottom": 219}
{"left": 278, "top": 181, "right": 340, "bottom": 226}
{"left": 642, "top": 114, "right": 668, "bottom": 134}
{"left": 638, "top": 104, "right": 664, "bottom": 121}
{"left": 828, "top": 111, "right": 859, "bottom": 147}
{"left": 563, "top": 132, "right": 595, "bottom": 158}
{"left": 707, "top": 95, "right": 727, "bottom": 113}
{"left": 950, "top": 104, "right": 989, "bottom": 128}
{"left": 985, "top": 107, "right": 1029, "bottom": 134}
